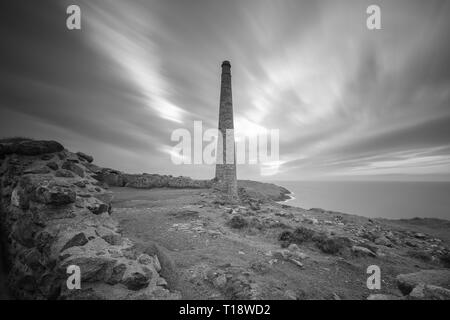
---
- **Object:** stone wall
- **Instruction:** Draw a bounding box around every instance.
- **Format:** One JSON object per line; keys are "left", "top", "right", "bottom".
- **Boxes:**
{"left": 92, "top": 168, "right": 212, "bottom": 190}
{"left": 0, "top": 139, "right": 179, "bottom": 299}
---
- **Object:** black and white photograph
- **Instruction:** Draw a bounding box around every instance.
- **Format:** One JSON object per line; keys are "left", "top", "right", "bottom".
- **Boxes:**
{"left": 0, "top": 0, "right": 449, "bottom": 306}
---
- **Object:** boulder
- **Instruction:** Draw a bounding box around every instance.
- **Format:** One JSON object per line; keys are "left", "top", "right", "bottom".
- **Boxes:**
{"left": 414, "top": 233, "right": 427, "bottom": 240}
{"left": 46, "top": 162, "right": 58, "bottom": 171}
{"left": 55, "top": 169, "right": 75, "bottom": 178}
{"left": 34, "top": 181, "right": 76, "bottom": 205}
{"left": 11, "top": 187, "right": 29, "bottom": 209}
{"left": 24, "top": 166, "right": 51, "bottom": 174}
{"left": 101, "top": 233, "right": 122, "bottom": 245}
{"left": 374, "top": 236, "right": 392, "bottom": 247}
{"left": 61, "top": 233, "right": 89, "bottom": 252}
{"left": 107, "top": 263, "right": 127, "bottom": 285}
{"left": 352, "top": 246, "right": 377, "bottom": 257}
{"left": 88, "top": 201, "right": 110, "bottom": 215}
{"left": 409, "top": 284, "right": 450, "bottom": 300}
{"left": 396, "top": 269, "right": 450, "bottom": 295}
{"left": 121, "top": 262, "right": 152, "bottom": 290}
{"left": 60, "top": 255, "right": 116, "bottom": 282}
{"left": 62, "top": 161, "right": 85, "bottom": 178}
{"left": 76, "top": 152, "right": 93, "bottom": 163}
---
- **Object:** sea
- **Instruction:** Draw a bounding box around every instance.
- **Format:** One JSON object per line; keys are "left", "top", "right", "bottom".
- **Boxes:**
{"left": 272, "top": 180, "right": 450, "bottom": 221}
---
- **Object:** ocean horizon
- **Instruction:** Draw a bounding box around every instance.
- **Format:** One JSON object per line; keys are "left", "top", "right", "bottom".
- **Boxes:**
{"left": 273, "top": 180, "right": 450, "bottom": 221}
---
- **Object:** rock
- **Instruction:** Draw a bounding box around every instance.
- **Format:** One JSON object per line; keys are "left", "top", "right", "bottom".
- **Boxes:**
{"left": 73, "top": 180, "right": 87, "bottom": 188}
{"left": 101, "top": 233, "right": 122, "bottom": 245}
{"left": 291, "top": 251, "right": 308, "bottom": 260}
{"left": 156, "top": 277, "right": 168, "bottom": 287}
{"left": 76, "top": 152, "right": 93, "bottom": 163}
{"left": 94, "top": 169, "right": 125, "bottom": 187}
{"left": 24, "top": 166, "right": 51, "bottom": 174}
{"left": 153, "top": 255, "right": 162, "bottom": 272}
{"left": 405, "top": 240, "right": 418, "bottom": 248}
{"left": 60, "top": 256, "right": 116, "bottom": 282}
{"left": 396, "top": 269, "right": 450, "bottom": 295}
{"left": 41, "top": 154, "right": 54, "bottom": 161}
{"left": 11, "top": 217, "right": 37, "bottom": 247}
{"left": 273, "top": 249, "right": 291, "bottom": 260}
{"left": 84, "top": 163, "right": 102, "bottom": 174}
{"left": 249, "top": 201, "right": 261, "bottom": 211}
{"left": 332, "top": 293, "right": 341, "bottom": 300}
{"left": 286, "top": 244, "right": 308, "bottom": 259}
{"left": 62, "top": 161, "right": 85, "bottom": 178}
{"left": 46, "top": 162, "right": 58, "bottom": 170}
{"left": 34, "top": 180, "right": 77, "bottom": 205}
{"left": 61, "top": 233, "right": 89, "bottom": 252}
{"left": 284, "top": 289, "right": 297, "bottom": 300}
{"left": 289, "top": 258, "right": 304, "bottom": 268}
{"left": 414, "top": 233, "right": 427, "bottom": 240}
{"left": 250, "top": 261, "right": 270, "bottom": 273}
{"left": 55, "top": 169, "right": 75, "bottom": 178}
{"left": 409, "top": 284, "right": 450, "bottom": 300}
{"left": 10, "top": 188, "right": 27, "bottom": 208}
{"left": 305, "top": 217, "right": 318, "bottom": 224}
{"left": 212, "top": 274, "right": 227, "bottom": 288}
{"left": 137, "top": 254, "right": 154, "bottom": 265}
{"left": 374, "top": 236, "right": 392, "bottom": 247}
{"left": 352, "top": 246, "right": 377, "bottom": 257}
{"left": 85, "top": 197, "right": 110, "bottom": 215}
{"left": 121, "top": 263, "right": 151, "bottom": 290}
{"left": 107, "top": 263, "right": 126, "bottom": 285}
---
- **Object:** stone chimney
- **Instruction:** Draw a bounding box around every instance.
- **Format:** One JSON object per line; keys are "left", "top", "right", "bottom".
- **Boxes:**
{"left": 215, "top": 60, "right": 238, "bottom": 198}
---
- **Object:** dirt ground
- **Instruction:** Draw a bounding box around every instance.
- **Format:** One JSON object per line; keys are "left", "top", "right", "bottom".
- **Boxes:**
{"left": 110, "top": 187, "right": 449, "bottom": 300}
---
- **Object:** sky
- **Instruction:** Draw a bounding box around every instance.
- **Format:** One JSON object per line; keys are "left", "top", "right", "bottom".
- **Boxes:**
{"left": 1, "top": 0, "right": 449, "bottom": 181}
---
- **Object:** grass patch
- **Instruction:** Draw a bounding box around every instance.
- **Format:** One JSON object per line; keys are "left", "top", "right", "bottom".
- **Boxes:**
{"left": 278, "top": 226, "right": 315, "bottom": 247}
{"left": 440, "top": 253, "right": 450, "bottom": 268}
{"left": 407, "top": 249, "right": 433, "bottom": 262}
{"left": 227, "top": 215, "right": 248, "bottom": 229}
{"left": 313, "top": 235, "right": 352, "bottom": 255}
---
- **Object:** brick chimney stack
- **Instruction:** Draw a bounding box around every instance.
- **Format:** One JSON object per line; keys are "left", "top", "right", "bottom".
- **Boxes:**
{"left": 215, "top": 60, "right": 238, "bottom": 198}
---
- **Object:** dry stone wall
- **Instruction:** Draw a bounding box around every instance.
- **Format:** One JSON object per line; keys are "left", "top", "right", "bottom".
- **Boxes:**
{"left": 0, "top": 139, "right": 180, "bottom": 299}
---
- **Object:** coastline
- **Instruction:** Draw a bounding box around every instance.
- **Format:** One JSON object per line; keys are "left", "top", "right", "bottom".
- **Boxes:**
{"left": 272, "top": 180, "right": 450, "bottom": 221}
{"left": 277, "top": 191, "right": 295, "bottom": 204}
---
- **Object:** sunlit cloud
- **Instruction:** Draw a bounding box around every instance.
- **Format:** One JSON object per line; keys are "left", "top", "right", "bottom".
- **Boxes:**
{"left": 82, "top": 2, "right": 186, "bottom": 123}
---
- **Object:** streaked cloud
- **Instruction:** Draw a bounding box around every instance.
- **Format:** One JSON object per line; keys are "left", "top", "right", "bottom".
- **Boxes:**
{"left": 1, "top": 0, "right": 449, "bottom": 180}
